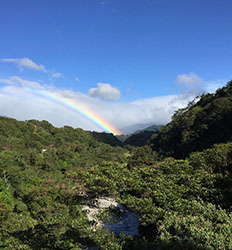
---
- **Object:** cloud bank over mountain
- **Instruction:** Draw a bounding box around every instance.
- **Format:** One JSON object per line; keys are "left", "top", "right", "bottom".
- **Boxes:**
{"left": 0, "top": 58, "right": 226, "bottom": 133}
{"left": 0, "top": 75, "right": 196, "bottom": 132}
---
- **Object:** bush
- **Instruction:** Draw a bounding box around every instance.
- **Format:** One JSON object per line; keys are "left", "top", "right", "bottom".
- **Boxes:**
{"left": 157, "top": 200, "right": 232, "bottom": 250}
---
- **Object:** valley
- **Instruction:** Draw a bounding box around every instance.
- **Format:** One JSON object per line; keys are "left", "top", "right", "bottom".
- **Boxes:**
{"left": 0, "top": 81, "right": 232, "bottom": 249}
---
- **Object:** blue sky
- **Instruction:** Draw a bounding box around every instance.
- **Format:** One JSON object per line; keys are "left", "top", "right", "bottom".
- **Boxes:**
{"left": 0, "top": 0, "right": 231, "bottom": 132}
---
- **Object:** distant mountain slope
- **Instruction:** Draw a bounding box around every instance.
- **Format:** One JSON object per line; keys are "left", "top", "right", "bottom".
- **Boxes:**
{"left": 123, "top": 130, "right": 156, "bottom": 146}
{"left": 0, "top": 116, "right": 126, "bottom": 166}
{"left": 119, "top": 122, "right": 154, "bottom": 134}
{"left": 122, "top": 124, "right": 162, "bottom": 146}
{"left": 116, "top": 124, "right": 162, "bottom": 146}
{"left": 92, "top": 131, "right": 123, "bottom": 147}
{"left": 133, "top": 124, "right": 162, "bottom": 134}
{"left": 150, "top": 81, "right": 232, "bottom": 159}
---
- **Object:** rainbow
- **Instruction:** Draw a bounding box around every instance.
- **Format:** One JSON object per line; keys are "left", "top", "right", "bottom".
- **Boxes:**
{"left": 33, "top": 88, "right": 121, "bottom": 135}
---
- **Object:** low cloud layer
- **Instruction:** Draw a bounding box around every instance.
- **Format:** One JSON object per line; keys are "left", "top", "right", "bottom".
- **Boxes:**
{"left": 0, "top": 69, "right": 226, "bottom": 134}
{"left": 0, "top": 76, "right": 197, "bottom": 133}
{"left": 88, "top": 83, "right": 121, "bottom": 101}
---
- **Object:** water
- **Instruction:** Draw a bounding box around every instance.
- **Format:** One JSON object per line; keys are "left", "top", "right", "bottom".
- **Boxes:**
{"left": 104, "top": 205, "right": 140, "bottom": 236}
{"left": 82, "top": 199, "right": 140, "bottom": 250}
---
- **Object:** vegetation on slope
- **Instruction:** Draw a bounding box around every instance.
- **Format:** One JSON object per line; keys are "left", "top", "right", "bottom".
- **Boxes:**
{"left": 123, "top": 131, "right": 157, "bottom": 147}
{"left": 150, "top": 80, "right": 232, "bottom": 159}
{"left": 0, "top": 81, "right": 232, "bottom": 249}
{"left": 116, "top": 124, "right": 161, "bottom": 146}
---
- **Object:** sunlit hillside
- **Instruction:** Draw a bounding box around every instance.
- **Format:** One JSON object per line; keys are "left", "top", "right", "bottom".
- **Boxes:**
{"left": 0, "top": 82, "right": 232, "bottom": 249}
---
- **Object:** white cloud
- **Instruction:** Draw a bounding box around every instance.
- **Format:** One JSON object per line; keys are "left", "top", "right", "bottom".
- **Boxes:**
{"left": 176, "top": 73, "right": 203, "bottom": 87}
{"left": 0, "top": 76, "right": 44, "bottom": 89}
{"left": 175, "top": 73, "right": 226, "bottom": 95}
{"left": 204, "top": 80, "right": 225, "bottom": 93}
{"left": 75, "top": 76, "right": 80, "bottom": 82}
{"left": 0, "top": 74, "right": 226, "bottom": 134}
{"left": 0, "top": 76, "right": 193, "bottom": 133}
{"left": 51, "top": 72, "right": 64, "bottom": 79}
{"left": 1, "top": 58, "right": 47, "bottom": 72}
{"left": 88, "top": 83, "right": 121, "bottom": 101}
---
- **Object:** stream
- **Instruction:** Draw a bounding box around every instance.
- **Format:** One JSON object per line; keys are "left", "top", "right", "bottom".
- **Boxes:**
{"left": 82, "top": 197, "right": 140, "bottom": 236}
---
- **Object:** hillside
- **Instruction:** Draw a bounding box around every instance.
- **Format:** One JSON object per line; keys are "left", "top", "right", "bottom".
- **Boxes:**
{"left": 92, "top": 131, "right": 123, "bottom": 147}
{"left": 123, "top": 130, "right": 156, "bottom": 146}
{"left": 116, "top": 124, "right": 161, "bottom": 146}
{"left": 0, "top": 116, "right": 126, "bottom": 166}
{"left": 0, "top": 82, "right": 232, "bottom": 249}
{"left": 133, "top": 124, "right": 162, "bottom": 134}
{"left": 123, "top": 124, "right": 161, "bottom": 146}
{"left": 119, "top": 122, "right": 155, "bottom": 135}
{"left": 151, "top": 80, "right": 232, "bottom": 158}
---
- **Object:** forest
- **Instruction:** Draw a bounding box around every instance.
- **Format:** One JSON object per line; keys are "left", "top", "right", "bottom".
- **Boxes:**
{"left": 0, "top": 81, "right": 232, "bottom": 249}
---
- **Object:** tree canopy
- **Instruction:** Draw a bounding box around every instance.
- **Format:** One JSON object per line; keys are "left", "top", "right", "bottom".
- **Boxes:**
{"left": 0, "top": 81, "right": 232, "bottom": 249}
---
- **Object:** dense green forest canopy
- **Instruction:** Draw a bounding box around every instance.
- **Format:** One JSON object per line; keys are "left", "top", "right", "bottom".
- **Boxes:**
{"left": 0, "top": 81, "right": 232, "bottom": 249}
{"left": 150, "top": 80, "right": 232, "bottom": 159}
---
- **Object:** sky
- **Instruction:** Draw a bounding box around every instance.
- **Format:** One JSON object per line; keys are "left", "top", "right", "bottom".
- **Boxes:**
{"left": 0, "top": 0, "right": 231, "bottom": 134}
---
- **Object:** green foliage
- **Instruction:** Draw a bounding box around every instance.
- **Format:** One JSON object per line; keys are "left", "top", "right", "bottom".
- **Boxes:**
{"left": 127, "top": 145, "right": 158, "bottom": 167}
{"left": 188, "top": 142, "right": 232, "bottom": 208}
{"left": 92, "top": 131, "right": 123, "bottom": 147}
{"left": 151, "top": 81, "right": 232, "bottom": 158}
{"left": 0, "top": 116, "right": 129, "bottom": 249}
{"left": 157, "top": 201, "right": 232, "bottom": 250}
{"left": 80, "top": 161, "right": 130, "bottom": 196}
{"left": 118, "top": 158, "right": 220, "bottom": 224}
{"left": 124, "top": 131, "right": 156, "bottom": 147}
{"left": 0, "top": 80, "right": 232, "bottom": 249}
{"left": 0, "top": 179, "right": 14, "bottom": 212}
{"left": 188, "top": 142, "right": 232, "bottom": 174}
